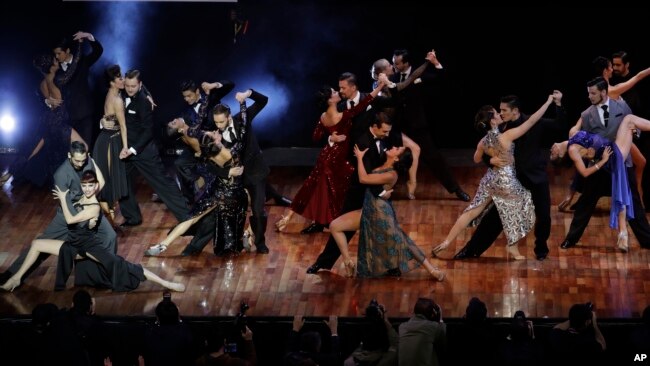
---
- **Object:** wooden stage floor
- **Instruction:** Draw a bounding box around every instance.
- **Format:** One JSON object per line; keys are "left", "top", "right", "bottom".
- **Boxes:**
{"left": 1, "top": 155, "right": 649, "bottom": 319}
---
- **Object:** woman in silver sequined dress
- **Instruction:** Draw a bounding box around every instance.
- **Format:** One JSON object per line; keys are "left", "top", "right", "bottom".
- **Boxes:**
{"left": 433, "top": 95, "right": 555, "bottom": 260}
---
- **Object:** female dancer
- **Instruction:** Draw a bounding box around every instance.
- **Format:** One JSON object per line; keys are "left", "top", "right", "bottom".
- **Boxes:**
{"left": 144, "top": 97, "right": 249, "bottom": 257}
{"left": 92, "top": 65, "right": 128, "bottom": 221}
{"left": 274, "top": 80, "right": 386, "bottom": 233}
{"left": 0, "top": 170, "right": 184, "bottom": 292}
{"left": 0, "top": 52, "right": 85, "bottom": 186}
{"left": 551, "top": 114, "right": 650, "bottom": 252}
{"left": 433, "top": 95, "right": 555, "bottom": 260}
{"left": 329, "top": 143, "right": 445, "bottom": 281}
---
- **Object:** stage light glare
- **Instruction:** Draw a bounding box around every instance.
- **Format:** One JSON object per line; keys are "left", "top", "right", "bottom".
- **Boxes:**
{"left": 0, "top": 114, "right": 16, "bottom": 133}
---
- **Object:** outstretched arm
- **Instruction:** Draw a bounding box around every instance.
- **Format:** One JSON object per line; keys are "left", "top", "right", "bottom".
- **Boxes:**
{"left": 609, "top": 67, "right": 650, "bottom": 100}
{"left": 504, "top": 94, "right": 555, "bottom": 141}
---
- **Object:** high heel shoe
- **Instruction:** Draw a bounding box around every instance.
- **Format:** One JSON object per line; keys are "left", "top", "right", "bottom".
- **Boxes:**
{"left": 617, "top": 231, "right": 629, "bottom": 253}
{"left": 432, "top": 241, "right": 450, "bottom": 257}
{"left": 406, "top": 180, "right": 417, "bottom": 200}
{"left": 506, "top": 244, "right": 526, "bottom": 261}
{"left": 344, "top": 259, "right": 356, "bottom": 278}
{"left": 0, "top": 172, "right": 12, "bottom": 185}
{"left": 144, "top": 243, "right": 168, "bottom": 256}
{"left": 0, "top": 277, "right": 20, "bottom": 292}
{"left": 429, "top": 268, "right": 445, "bottom": 282}
{"left": 558, "top": 197, "right": 574, "bottom": 213}
{"left": 275, "top": 215, "right": 289, "bottom": 232}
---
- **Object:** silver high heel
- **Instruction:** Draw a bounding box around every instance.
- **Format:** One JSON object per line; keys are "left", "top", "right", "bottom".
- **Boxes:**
{"left": 617, "top": 231, "right": 629, "bottom": 253}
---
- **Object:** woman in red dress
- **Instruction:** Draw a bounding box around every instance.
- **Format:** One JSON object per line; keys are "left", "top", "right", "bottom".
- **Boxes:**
{"left": 275, "top": 80, "right": 386, "bottom": 232}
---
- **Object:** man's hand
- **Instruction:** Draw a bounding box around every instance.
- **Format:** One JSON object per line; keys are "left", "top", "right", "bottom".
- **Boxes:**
{"left": 242, "top": 326, "right": 254, "bottom": 341}
{"left": 324, "top": 315, "right": 338, "bottom": 335}
{"left": 490, "top": 156, "right": 508, "bottom": 168}
{"left": 330, "top": 131, "right": 347, "bottom": 143}
{"left": 292, "top": 315, "right": 305, "bottom": 332}
{"left": 381, "top": 189, "right": 394, "bottom": 200}
{"left": 235, "top": 90, "right": 252, "bottom": 103}
{"left": 101, "top": 117, "right": 116, "bottom": 130}
{"left": 119, "top": 147, "right": 132, "bottom": 160}
{"left": 228, "top": 166, "right": 244, "bottom": 177}
{"left": 73, "top": 31, "right": 94, "bottom": 42}
{"left": 552, "top": 90, "right": 563, "bottom": 106}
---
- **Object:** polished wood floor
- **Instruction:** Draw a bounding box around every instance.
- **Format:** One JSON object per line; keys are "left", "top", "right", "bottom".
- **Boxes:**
{"left": 1, "top": 154, "right": 649, "bottom": 319}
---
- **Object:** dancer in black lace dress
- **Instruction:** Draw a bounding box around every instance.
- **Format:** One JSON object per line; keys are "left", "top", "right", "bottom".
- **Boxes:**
{"left": 0, "top": 170, "right": 184, "bottom": 292}
{"left": 1, "top": 52, "right": 86, "bottom": 187}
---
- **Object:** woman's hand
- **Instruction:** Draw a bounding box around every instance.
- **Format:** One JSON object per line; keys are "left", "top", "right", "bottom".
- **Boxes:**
{"left": 600, "top": 146, "right": 612, "bottom": 164}
{"left": 353, "top": 144, "right": 368, "bottom": 159}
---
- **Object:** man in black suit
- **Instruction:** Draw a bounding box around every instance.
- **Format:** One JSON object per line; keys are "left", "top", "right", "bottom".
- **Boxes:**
{"left": 53, "top": 31, "right": 103, "bottom": 146}
{"left": 211, "top": 89, "right": 270, "bottom": 253}
{"left": 390, "top": 49, "right": 470, "bottom": 202}
{"left": 306, "top": 112, "right": 394, "bottom": 274}
{"left": 169, "top": 79, "right": 235, "bottom": 204}
{"left": 0, "top": 141, "right": 116, "bottom": 287}
{"left": 118, "top": 69, "right": 189, "bottom": 226}
{"left": 454, "top": 93, "right": 566, "bottom": 261}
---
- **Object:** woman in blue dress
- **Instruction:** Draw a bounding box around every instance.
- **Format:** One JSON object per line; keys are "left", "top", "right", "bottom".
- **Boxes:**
{"left": 551, "top": 114, "right": 650, "bottom": 252}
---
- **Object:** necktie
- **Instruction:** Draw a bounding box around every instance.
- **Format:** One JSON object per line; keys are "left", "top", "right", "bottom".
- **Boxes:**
{"left": 400, "top": 73, "right": 407, "bottom": 82}
{"left": 375, "top": 138, "right": 382, "bottom": 153}
{"left": 228, "top": 126, "right": 237, "bottom": 142}
{"left": 349, "top": 100, "right": 355, "bottom": 110}
{"left": 601, "top": 105, "right": 609, "bottom": 127}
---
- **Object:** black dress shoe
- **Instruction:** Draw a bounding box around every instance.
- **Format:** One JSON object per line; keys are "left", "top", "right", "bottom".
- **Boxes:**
{"left": 386, "top": 268, "right": 402, "bottom": 277}
{"left": 301, "top": 222, "right": 325, "bottom": 234}
{"left": 535, "top": 252, "right": 549, "bottom": 261}
{"left": 453, "top": 247, "right": 480, "bottom": 260}
{"left": 560, "top": 240, "right": 576, "bottom": 249}
{"left": 306, "top": 263, "right": 328, "bottom": 274}
{"left": 274, "top": 196, "right": 292, "bottom": 207}
{"left": 455, "top": 189, "right": 471, "bottom": 202}
{"left": 256, "top": 244, "right": 270, "bottom": 254}
{"left": 181, "top": 246, "right": 202, "bottom": 256}
{"left": 120, "top": 220, "right": 142, "bottom": 227}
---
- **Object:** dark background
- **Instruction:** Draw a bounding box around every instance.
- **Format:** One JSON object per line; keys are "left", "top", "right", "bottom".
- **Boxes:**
{"left": 1, "top": 2, "right": 650, "bottom": 151}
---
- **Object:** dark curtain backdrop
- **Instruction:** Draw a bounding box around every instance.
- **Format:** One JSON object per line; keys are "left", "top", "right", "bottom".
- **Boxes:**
{"left": 1, "top": 3, "right": 649, "bottom": 150}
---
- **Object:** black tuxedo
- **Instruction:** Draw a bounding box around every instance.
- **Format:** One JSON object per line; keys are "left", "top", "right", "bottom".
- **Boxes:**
{"left": 313, "top": 129, "right": 391, "bottom": 269}
{"left": 56, "top": 39, "right": 103, "bottom": 145}
{"left": 183, "top": 90, "right": 270, "bottom": 254}
{"left": 119, "top": 89, "right": 189, "bottom": 223}
{"left": 174, "top": 80, "right": 235, "bottom": 203}
{"left": 461, "top": 105, "right": 567, "bottom": 258}
{"left": 389, "top": 66, "right": 460, "bottom": 193}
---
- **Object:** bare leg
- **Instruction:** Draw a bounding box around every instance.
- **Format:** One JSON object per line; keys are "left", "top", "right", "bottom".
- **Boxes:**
{"left": 402, "top": 133, "right": 420, "bottom": 199}
{"left": 142, "top": 268, "right": 185, "bottom": 292}
{"left": 70, "top": 128, "right": 87, "bottom": 151}
{"left": 1, "top": 239, "right": 64, "bottom": 291}
{"left": 27, "top": 139, "right": 45, "bottom": 160}
{"left": 617, "top": 207, "right": 629, "bottom": 252}
{"left": 432, "top": 200, "right": 491, "bottom": 256}
{"left": 329, "top": 209, "right": 361, "bottom": 276}
{"left": 145, "top": 206, "right": 217, "bottom": 256}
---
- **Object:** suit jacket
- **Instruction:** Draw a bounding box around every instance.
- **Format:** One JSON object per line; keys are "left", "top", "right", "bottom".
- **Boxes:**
{"left": 398, "top": 314, "right": 447, "bottom": 366}
{"left": 503, "top": 105, "right": 567, "bottom": 184}
{"left": 232, "top": 89, "right": 269, "bottom": 185}
{"left": 123, "top": 89, "right": 154, "bottom": 154}
{"left": 355, "top": 129, "right": 391, "bottom": 196}
{"left": 182, "top": 80, "right": 235, "bottom": 130}
{"left": 390, "top": 63, "right": 443, "bottom": 132}
{"left": 338, "top": 92, "right": 371, "bottom": 145}
{"left": 581, "top": 98, "right": 631, "bottom": 141}
{"left": 56, "top": 39, "right": 103, "bottom": 121}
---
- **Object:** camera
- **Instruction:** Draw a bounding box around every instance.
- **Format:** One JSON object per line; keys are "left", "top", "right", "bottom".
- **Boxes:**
{"left": 162, "top": 290, "right": 172, "bottom": 302}
{"left": 224, "top": 342, "right": 238, "bottom": 354}
{"left": 225, "top": 301, "right": 249, "bottom": 355}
